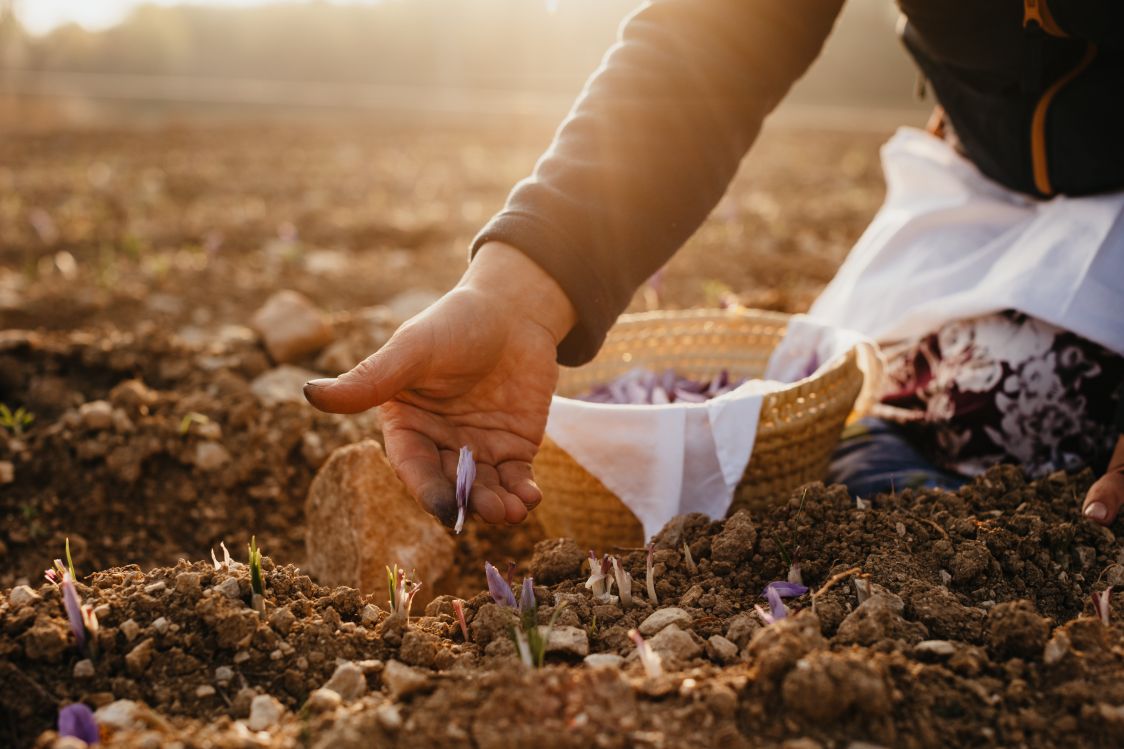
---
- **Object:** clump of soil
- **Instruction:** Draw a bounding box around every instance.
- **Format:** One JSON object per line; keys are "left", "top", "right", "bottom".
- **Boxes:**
{"left": 4, "top": 467, "right": 1123, "bottom": 748}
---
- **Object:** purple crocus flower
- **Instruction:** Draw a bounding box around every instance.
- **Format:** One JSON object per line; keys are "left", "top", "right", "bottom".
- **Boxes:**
{"left": 484, "top": 562, "right": 517, "bottom": 608}
{"left": 756, "top": 580, "right": 810, "bottom": 624}
{"left": 520, "top": 576, "right": 536, "bottom": 617}
{"left": 454, "top": 446, "right": 475, "bottom": 534}
{"left": 58, "top": 703, "right": 99, "bottom": 744}
{"left": 60, "top": 572, "right": 86, "bottom": 650}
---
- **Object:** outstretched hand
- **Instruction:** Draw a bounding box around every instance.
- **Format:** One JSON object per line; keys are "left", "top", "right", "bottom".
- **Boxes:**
{"left": 1082, "top": 436, "right": 1124, "bottom": 526}
{"left": 303, "top": 243, "right": 575, "bottom": 529}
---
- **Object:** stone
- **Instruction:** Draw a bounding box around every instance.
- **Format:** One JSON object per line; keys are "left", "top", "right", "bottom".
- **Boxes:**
{"left": 144, "top": 581, "right": 166, "bottom": 595}
{"left": 73, "top": 659, "right": 96, "bottom": 678}
{"left": 1043, "top": 630, "right": 1072, "bottom": 666}
{"left": 306, "top": 687, "right": 342, "bottom": 712}
{"left": 120, "top": 619, "right": 141, "bottom": 642}
{"left": 376, "top": 702, "right": 403, "bottom": 731}
{"left": 679, "top": 585, "right": 704, "bottom": 608}
{"left": 584, "top": 653, "right": 625, "bottom": 669}
{"left": 725, "top": 612, "right": 760, "bottom": 650}
{"left": 546, "top": 626, "right": 589, "bottom": 658}
{"left": 0, "top": 460, "right": 12, "bottom": 484}
{"left": 215, "top": 666, "right": 235, "bottom": 684}
{"left": 193, "top": 441, "right": 231, "bottom": 472}
{"left": 269, "top": 606, "right": 296, "bottom": 636}
{"left": 638, "top": 607, "right": 691, "bottom": 637}
{"left": 647, "top": 624, "right": 702, "bottom": 664}
{"left": 361, "top": 604, "right": 382, "bottom": 626}
{"left": 305, "top": 440, "right": 454, "bottom": 595}
{"left": 247, "top": 694, "right": 284, "bottom": 731}
{"left": 175, "top": 572, "right": 202, "bottom": 596}
{"left": 151, "top": 617, "right": 169, "bottom": 635}
{"left": 96, "top": 700, "right": 141, "bottom": 730}
{"left": 125, "top": 638, "right": 155, "bottom": 675}
{"left": 217, "top": 577, "right": 243, "bottom": 600}
{"left": 78, "top": 400, "right": 114, "bottom": 430}
{"left": 196, "top": 685, "right": 216, "bottom": 698}
{"left": 706, "top": 634, "right": 739, "bottom": 664}
{"left": 250, "top": 289, "right": 334, "bottom": 364}
{"left": 22, "top": 623, "right": 67, "bottom": 661}
{"left": 323, "top": 661, "right": 367, "bottom": 701}
{"left": 914, "top": 640, "right": 956, "bottom": 657}
{"left": 9, "top": 584, "right": 39, "bottom": 608}
{"left": 250, "top": 365, "right": 321, "bottom": 407}
{"left": 381, "top": 659, "right": 429, "bottom": 698}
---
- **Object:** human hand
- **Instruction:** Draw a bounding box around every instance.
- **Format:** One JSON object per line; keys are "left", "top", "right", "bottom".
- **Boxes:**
{"left": 1082, "top": 436, "right": 1124, "bottom": 526}
{"left": 303, "top": 242, "right": 576, "bottom": 529}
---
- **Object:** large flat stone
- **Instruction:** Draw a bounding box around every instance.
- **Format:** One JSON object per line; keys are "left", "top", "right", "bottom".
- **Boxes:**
{"left": 305, "top": 440, "right": 454, "bottom": 595}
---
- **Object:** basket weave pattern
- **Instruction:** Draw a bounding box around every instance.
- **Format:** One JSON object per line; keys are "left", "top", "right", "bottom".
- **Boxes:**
{"left": 532, "top": 309, "right": 865, "bottom": 550}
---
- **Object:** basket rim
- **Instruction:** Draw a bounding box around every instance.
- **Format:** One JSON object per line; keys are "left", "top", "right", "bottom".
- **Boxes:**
{"left": 554, "top": 307, "right": 853, "bottom": 403}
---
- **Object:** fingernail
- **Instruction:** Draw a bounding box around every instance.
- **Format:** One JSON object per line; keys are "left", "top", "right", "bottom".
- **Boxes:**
{"left": 304, "top": 378, "right": 337, "bottom": 390}
{"left": 1084, "top": 502, "right": 1108, "bottom": 521}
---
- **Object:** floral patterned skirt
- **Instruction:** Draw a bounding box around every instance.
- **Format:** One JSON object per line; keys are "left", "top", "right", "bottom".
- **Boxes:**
{"left": 875, "top": 311, "right": 1124, "bottom": 479}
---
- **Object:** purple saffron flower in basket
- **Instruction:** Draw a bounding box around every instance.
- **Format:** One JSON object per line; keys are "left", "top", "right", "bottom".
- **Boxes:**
{"left": 755, "top": 580, "right": 810, "bottom": 624}
{"left": 58, "top": 703, "right": 99, "bottom": 744}
{"left": 454, "top": 446, "right": 475, "bottom": 534}
{"left": 485, "top": 562, "right": 517, "bottom": 608}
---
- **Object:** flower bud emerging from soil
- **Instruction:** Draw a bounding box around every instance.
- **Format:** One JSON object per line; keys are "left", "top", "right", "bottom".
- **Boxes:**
{"left": 454, "top": 446, "right": 475, "bottom": 535}
{"left": 611, "top": 556, "right": 633, "bottom": 608}
{"left": 682, "top": 542, "right": 698, "bottom": 575}
{"left": 211, "top": 541, "right": 242, "bottom": 571}
{"left": 485, "top": 562, "right": 517, "bottom": 608}
{"left": 58, "top": 703, "right": 99, "bottom": 745}
{"left": 628, "top": 628, "right": 663, "bottom": 679}
{"left": 520, "top": 576, "right": 536, "bottom": 620}
{"left": 1092, "top": 586, "right": 1113, "bottom": 626}
{"left": 386, "top": 564, "right": 422, "bottom": 624}
{"left": 755, "top": 581, "right": 809, "bottom": 624}
{"left": 584, "top": 552, "right": 616, "bottom": 604}
{"left": 452, "top": 599, "right": 470, "bottom": 642}
{"left": 646, "top": 544, "right": 658, "bottom": 605}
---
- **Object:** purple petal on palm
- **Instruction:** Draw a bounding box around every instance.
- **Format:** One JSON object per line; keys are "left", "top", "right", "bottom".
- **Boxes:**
{"left": 58, "top": 703, "right": 99, "bottom": 744}
{"left": 61, "top": 573, "right": 86, "bottom": 649}
{"left": 520, "top": 576, "right": 536, "bottom": 616}
{"left": 454, "top": 446, "right": 475, "bottom": 534}
{"left": 484, "top": 562, "right": 517, "bottom": 608}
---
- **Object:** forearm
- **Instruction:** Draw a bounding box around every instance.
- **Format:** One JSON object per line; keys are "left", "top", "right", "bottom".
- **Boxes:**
{"left": 472, "top": 0, "right": 843, "bottom": 365}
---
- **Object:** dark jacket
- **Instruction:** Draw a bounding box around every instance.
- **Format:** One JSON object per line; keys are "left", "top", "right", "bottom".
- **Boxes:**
{"left": 471, "top": 0, "right": 1124, "bottom": 366}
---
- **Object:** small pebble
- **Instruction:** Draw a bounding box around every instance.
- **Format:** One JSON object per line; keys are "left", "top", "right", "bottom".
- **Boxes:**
{"left": 73, "top": 659, "right": 95, "bottom": 678}
{"left": 8, "top": 585, "right": 39, "bottom": 608}
{"left": 120, "top": 619, "right": 141, "bottom": 642}
{"left": 195, "top": 685, "right": 216, "bottom": 698}
{"left": 144, "top": 581, "right": 167, "bottom": 595}
{"left": 584, "top": 653, "right": 624, "bottom": 669}
{"left": 151, "top": 617, "right": 169, "bottom": 635}
{"left": 217, "top": 577, "right": 242, "bottom": 600}
{"left": 215, "top": 666, "right": 235, "bottom": 683}
{"left": 233, "top": 650, "right": 251, "bottom": 664}
{"left": 376, "top": 702, "right": 402, "bottom": 731}
{"left": 914, "top": 640, "right": 956, "bottom": 657}
{"left": 305, "top": 688, "right": 342, "bottom": 712}
{"left": 246, "top": 694, "right": 284, "bottom": 732}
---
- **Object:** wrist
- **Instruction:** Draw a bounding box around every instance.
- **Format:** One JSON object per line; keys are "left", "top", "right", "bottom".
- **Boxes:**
{"left": 460, "top": 241, "right": 577, "bottom": 344}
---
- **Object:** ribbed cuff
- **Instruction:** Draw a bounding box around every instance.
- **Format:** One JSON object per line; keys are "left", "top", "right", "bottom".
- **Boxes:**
{"left": 470, "top": 211, "right": 622, "bottom": 367}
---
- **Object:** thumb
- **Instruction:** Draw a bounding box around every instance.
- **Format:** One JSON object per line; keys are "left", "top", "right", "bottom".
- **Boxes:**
{"left": 1082, "top": 472, "right": 1124, "bottom": 526}
{"left": 303, "top": 330, "right": 425, "bottom": 414}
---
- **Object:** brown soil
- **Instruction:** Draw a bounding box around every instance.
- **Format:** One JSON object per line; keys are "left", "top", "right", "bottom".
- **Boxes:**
{"left": 7, "top": 119, "right": 1120, "bottom": 748}
{"left": 3, "top": 469, "right": 1122, "bottom": 748}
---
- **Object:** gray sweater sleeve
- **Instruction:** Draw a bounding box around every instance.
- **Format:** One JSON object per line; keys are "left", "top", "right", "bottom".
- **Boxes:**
{"left": 471, "top": 0, "right": 844, "bottom": 365}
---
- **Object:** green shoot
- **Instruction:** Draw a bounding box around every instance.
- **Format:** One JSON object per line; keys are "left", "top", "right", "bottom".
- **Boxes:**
{"left": 65, "top": 537, "right": 77, "bottom": 580}
{"left": 0, "top": 403, "right": 35, "bottom": 435}
{"left": 385, "top": 564, "right": 421, "bottom": 625}
{"left": 248, "top": 536, "right": 264, "bottom": 596}
{"left": 179, "top": 411, "right": 210, "bottom": 435}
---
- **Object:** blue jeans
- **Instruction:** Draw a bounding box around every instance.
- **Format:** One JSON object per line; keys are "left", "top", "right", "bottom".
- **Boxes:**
{"left": 826, "top": 417, "right": 968, "bottom": 498}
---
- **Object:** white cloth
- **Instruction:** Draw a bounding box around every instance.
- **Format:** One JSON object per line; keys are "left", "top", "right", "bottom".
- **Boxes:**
{"left": 809, "top": 127, "right": 1124, "bottom": 356}
{"left": 545, "top": 316, "right": 877, "bottom": 541}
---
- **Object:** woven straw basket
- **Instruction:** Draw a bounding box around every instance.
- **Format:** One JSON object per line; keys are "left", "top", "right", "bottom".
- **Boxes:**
{"left": 531, "top": 308, "right": 865, "bottom": 550}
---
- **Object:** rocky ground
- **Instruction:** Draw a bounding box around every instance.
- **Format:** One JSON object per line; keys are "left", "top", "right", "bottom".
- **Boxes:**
{"left": 3, "top": 469, "right": 1122, "bottom": 748}
{"left": 7, "top": 118, "right": 1121, "bottom": 748}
